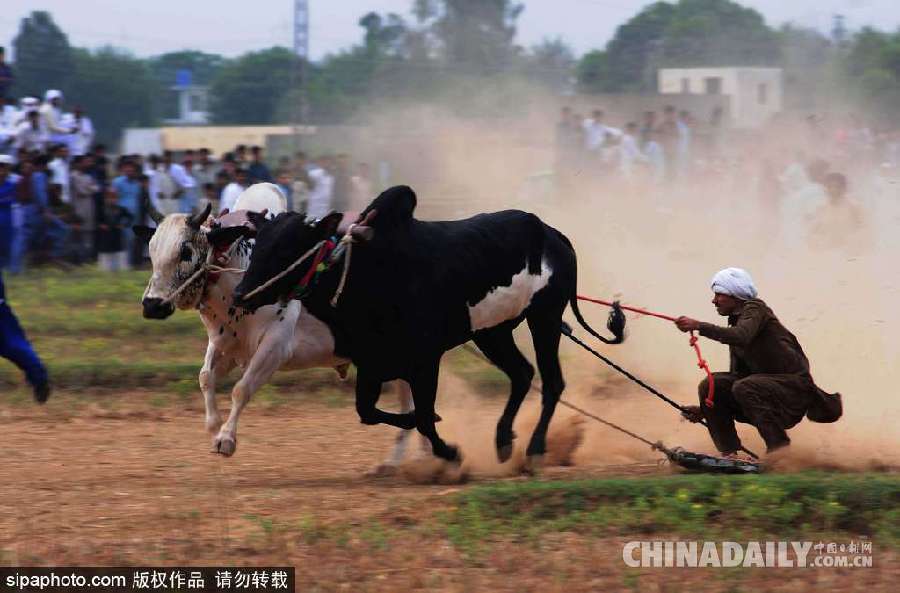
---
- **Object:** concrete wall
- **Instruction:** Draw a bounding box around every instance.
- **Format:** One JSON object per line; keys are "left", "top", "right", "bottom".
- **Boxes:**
{"left": 658, "top": 67, "right": 782, "bottom": 129}
{"left": 558, "top": 92, "right": 729, "bottom": 128}
{"left": 121, "top": 125, "right": 317, "bottom": 156}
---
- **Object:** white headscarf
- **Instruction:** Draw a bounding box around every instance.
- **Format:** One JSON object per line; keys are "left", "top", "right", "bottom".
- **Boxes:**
{"left": 44, "top": 89, "right": 63, "bottom": 102}
{"left": 710, "top": 267, "right": 758, "bottom": 300}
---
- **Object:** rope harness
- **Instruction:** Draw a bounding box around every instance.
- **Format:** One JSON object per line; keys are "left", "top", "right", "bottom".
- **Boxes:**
{"left": 577, "top": 296, "right": 716, "bottom": 408}
{"left": 240, "top": 226, "right": 358, "bottom": 308}
{"left": 159, "top": 239, "right": 245, "bottom": 306}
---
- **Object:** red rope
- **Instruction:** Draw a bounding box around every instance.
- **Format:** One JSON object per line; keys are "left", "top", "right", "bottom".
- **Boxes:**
{"left": 297, "top": 239, "right": 335, "bottom": 288}
{"left": 576, "top": 295, "right": 716, "bottom": 407}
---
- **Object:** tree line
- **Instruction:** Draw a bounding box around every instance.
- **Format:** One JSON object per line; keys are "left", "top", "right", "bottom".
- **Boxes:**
{"left": 7, "top": 1, "right": 900, "bottom": 146}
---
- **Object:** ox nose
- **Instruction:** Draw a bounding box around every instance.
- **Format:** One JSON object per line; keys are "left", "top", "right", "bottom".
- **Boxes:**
{"left": 142, "top": 297, "right": 175, "bottom": 319}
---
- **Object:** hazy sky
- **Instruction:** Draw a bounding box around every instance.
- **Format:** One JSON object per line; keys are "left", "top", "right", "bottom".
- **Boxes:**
{"left": 1, "top": 0, "right": 897, "bottom": 60}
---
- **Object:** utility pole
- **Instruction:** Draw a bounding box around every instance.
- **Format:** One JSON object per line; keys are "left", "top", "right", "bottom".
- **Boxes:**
{"left": 292, "top": 0, "right": 310, "bottom": 149}
{"left": 831, "top": 14, "right": 847, "bottom": 47}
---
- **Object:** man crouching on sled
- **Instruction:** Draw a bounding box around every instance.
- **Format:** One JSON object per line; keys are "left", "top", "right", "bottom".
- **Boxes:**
{"left": 674, "top": 267, "right": 842, "bottom": 460}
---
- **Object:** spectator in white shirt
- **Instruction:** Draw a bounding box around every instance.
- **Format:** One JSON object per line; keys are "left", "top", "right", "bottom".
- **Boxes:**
{"left": 619, "top": 122, "right": 646, "bottom": 180}
{"left": 582, "top": 109, "right": 622, "bottom": 153}
{"left": 643, "top": 129, "right": 666, "bottom": 184}
{"left": 62, "top": 105, "right": 94, "bottom": 156}
{"left": 179, "top": 156, "right": 200, "bottom": 213}
{"left": 162, "top": 150, "right": 195, "bottom": 212}
{"left": 0, "top": 97, "right": 17, "bottom": 152}
{"left": 15, "top": 97, "right": 39, "bottom": 126}
{"left": 15, "top": 110, "right": 47, "bottom": 153}
{"left": 40, "top": 89, "right": 74, "bottom": 147}
{"left": 305, "top": 156, "right": 335, "bottom": 220}
{"left": 219, "top": 168, "right": 248, "bottom": 214}
{"left": 47, "top": 144, "right": 71, "bottom": 204}
{"left": 193, "top": 147, "right": 218, "bottom": 188}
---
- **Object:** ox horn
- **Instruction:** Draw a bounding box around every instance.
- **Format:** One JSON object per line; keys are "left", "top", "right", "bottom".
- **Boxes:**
{"left": 188, "top": 202, "right": 212, "bottom": 230}
{"left": 145, "top": 197, "right": 164, "bottom": 225}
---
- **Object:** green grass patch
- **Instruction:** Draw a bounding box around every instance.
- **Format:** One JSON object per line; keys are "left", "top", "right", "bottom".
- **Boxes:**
{"left": 442, "top": 473, "right": 900, "bottom": 554}
{"left": 2, "top": 268, "right": 520, "bottom": 397}
{"left": 0, "top": 269, "right": 352, "bottom": 395}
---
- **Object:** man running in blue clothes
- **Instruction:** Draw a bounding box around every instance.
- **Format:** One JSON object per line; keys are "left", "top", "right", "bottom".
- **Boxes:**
{"left": 0, "top": 155, "right": 51, "bottom": 403}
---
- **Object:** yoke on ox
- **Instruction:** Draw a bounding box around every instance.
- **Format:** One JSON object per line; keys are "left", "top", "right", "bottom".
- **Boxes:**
{"left": 232, "top": 185, "right": 625, "bottom": 470}
{"left": 133, "top": 185, "right": 424, "bottom": 473}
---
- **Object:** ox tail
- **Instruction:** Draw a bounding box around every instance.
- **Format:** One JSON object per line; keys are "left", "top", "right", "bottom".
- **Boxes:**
{"left": 569, "top": 293, "right": 625, "bottom": 345}
{"left": 554, "top": 228, "right": 626, "bottom": 345}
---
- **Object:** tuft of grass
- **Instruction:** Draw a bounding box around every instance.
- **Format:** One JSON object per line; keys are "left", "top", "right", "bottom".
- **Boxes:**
{"left": 359, "top": 520, "right": 392, "bottom": 551}
{"left": 297, "top": 514, "right": 330, "bottom": 545}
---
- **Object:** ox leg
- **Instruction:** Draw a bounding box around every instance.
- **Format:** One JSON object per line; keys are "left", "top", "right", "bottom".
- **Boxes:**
{"left": 355, "top": 371, "right": 417, "bottom": 430}
{"left": 411, "top": 361, "right": 460, "bottom": 463}
{"left": 213, "top": 343, "right": 283, "bottom": 457}
{"left": 523, "top": 311, "right": 565, "bottom": 473}
{"left": 199, "top": 342, "right": 233, "bottom": 435}
{"left": 472, "top": 327, "right": 536, "bottom": 463}
{"left": 368, "top": 381, "right": 421, "bottom": 477}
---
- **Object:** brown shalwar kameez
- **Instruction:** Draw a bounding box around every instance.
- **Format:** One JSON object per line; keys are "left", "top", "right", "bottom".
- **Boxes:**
{"left": 696, "top": 299, "right": 841, "bottom": 453}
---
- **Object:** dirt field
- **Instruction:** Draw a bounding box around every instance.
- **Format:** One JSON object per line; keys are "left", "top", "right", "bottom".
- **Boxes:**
{"left": 0, "top": 391, "right": 895, "bottom": 593}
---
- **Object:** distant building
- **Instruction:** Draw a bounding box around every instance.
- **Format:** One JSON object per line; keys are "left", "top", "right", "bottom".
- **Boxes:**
{"left": 164, "top": 69, "right": 210, "bottom": 125}
{"left": 121, "top": 125, "right": 316, "bottom": 156}
{"left": 658, "top": 67, "right": 782, "bottom": 129}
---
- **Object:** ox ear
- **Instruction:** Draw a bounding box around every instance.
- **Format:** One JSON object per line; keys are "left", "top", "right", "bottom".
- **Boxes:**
{"left": 315, "top": 211, "right": 342, "bottom": 238}
{"left": 246, "top": 209, "right": 269, "bottom": 230}
{"left": 207, "top": 225, "right": 254, "bottom": 249}
{"left": 133, "top": 225, "right": 156, "bottom": 243}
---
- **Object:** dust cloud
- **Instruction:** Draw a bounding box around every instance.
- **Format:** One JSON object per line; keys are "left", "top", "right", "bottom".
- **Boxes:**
{"left": 348, "top": 87, "right": 899, "bottom": 475}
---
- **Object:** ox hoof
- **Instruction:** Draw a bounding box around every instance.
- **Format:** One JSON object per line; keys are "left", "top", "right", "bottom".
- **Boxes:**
{"left": 365, "top": 463, "right": 398, "bottom": 478}
{"left": 441, "top": 445, "right": 463, "bottom": 465}
{"left": 497, "top": 443, "right": 514, "bottom": 464}
{"left": 495, "top": 428, "right": 516, "bottom": 463}
{"left": 521, "top": 455, "right": 544, "bottom": 476}
{"left": 212, "top": 436, "right": 237, "bottom": 457}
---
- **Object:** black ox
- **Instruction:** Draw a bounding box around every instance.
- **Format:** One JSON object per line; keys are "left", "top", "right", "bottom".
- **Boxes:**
{"left": 229, "top": 185, "right": 625, "bottom": 469}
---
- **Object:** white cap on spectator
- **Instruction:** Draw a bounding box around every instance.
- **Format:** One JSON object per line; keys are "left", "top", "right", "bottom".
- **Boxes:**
{"left": 21, "top": 97, "right": 39, "bottom": 108}
{"left": 45, "top": 89, "right": 63, "bottom": 102}
{"left": 0, "top": 155, "right": 14, "bottom": 166}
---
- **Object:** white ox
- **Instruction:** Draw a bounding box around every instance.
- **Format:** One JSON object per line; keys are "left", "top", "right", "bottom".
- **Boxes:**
{"left": 135, "top": 183, "right": 422, "bottom": 473}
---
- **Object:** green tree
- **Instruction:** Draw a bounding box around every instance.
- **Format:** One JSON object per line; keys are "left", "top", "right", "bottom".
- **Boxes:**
{"left": 842, "top": 28, "right": 900, "bottom": 117}
{"left": 521, "top": 38, "right": 575, "bottom": 90}
{"left": 577, "top": 0, "right": 778, "bottom": 93}
{"left": 778, "top": 25, "right": 839, "bottom": 111}
{"left": 414, "top": 0, "right": 524, "bottom": 75}
{"left": 660, "top": 0, "right": 779, "bottom": 67}
{"left": 68, "top": 47, "right": 157, "bottom": 145}
{"left": 600, "top": 1, "right": 677, "bottom": 92}
{"left": 11, "top": 11, "right": 75, "bottom": 97}
{"left": 576, "top": 50, "right": 613, "bottom": 93}
{"left": 209, "top": 47, "right": 301, "bottom": 124}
